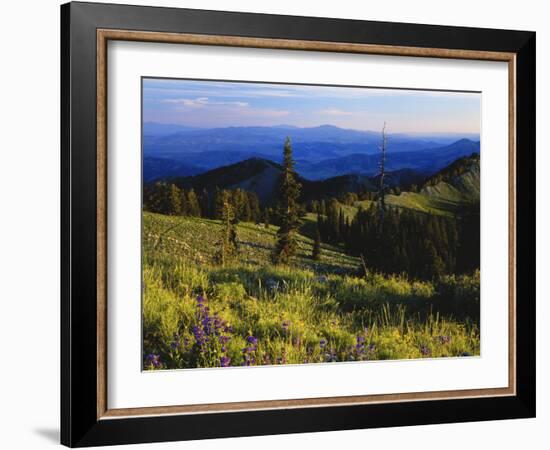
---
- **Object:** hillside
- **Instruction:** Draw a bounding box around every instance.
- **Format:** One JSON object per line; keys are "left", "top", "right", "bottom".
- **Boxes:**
{"left": 385, "top": 154, "right": 480, "bottom": 215}
{"left": 143, "top": 156, "right": 202, "bottom": 182}
{"left": 168, "top": 158, "right": 282, "bottom": 204}
{"left": 143, "top": 209, "right": 480, "bottom": 370}
{"left": 143, "top": 212, "right": 360, "bottom": 274}
{"left": 166, "top": 157, "right": 376, "bottom": 205}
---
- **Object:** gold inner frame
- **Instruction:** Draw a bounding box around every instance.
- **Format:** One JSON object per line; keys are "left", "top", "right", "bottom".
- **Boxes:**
{"left": 96, "top": 29, "right": 517, "bottom": 420}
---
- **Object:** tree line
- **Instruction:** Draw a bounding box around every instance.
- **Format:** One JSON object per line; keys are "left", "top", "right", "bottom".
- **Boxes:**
{"left": 143, "top": 183, "right": 265, "bottom": 224}
{"left": 318, "top": 199, "right": 479, "bottom": 279}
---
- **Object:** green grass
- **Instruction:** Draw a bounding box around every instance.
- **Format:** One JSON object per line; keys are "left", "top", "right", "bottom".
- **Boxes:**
{"left": 144, "top": 212, "right": 360, "bottom": 274}
{"left": 143, "top": 211, "right": 480, "bottom": 370}
{"left": 385, "top": 192, "right": 456, "bottom": 216}
{"left": 385, "top": 169, "right": 480, "bottom": 216}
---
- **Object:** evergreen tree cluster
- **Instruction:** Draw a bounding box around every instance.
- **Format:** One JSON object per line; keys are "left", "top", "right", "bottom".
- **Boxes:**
{"left": 143, "top": 183, "right": 262, "bottom": 223}
{"left": 318, "top": 200, "right": 479, "bottom": 280}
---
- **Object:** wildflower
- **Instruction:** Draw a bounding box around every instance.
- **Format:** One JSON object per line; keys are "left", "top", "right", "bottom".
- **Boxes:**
{"left": 220, "top": 356, "right": 231, "bottom": 367}
{"left": 246, "top": 336, "right": 258, "bottom": 346}
{"left": 319, "top": 338, "right": 327, "bottom": 349}
{"left": 145, "top": 353, "right": 161, "bottom": 368}
{"left": 356, "top": 335, "right": 366, "bottom": 344}
{"left": 438, "top": 335, "right": 452, "bottom": 345}
{"left": 420, "top": 345, "right": 431, "bottom": 356}
{"left": 192, "top": 325, "right": 207, "bottom": 348}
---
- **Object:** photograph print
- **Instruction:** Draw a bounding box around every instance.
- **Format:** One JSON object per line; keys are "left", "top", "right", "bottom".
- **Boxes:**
{"left": 142, "top": 78, "right": 481, "bottom": 370}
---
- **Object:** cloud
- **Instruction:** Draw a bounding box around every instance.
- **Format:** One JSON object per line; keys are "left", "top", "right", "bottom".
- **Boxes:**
{"left": 248, "top": 109, "right": 290, "bottom": 118}
{"left": 161, "top": 97, "right": 249, "bottom": 107}
{"left": 320, "top": 108, "right": 353, "bottom": 116}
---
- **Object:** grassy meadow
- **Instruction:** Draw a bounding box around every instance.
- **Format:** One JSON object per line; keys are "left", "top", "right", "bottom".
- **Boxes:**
{"left": 143, "top": 211, "right": 480, "bottom": 370}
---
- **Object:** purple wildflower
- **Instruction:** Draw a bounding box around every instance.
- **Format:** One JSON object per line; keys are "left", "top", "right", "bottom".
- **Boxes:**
{"left": 145, "top": 353, "right": 161, "bottom": 368}
{"left": 420, "top": 345, "right": 431, "bottom": 356}
{"left": 319, "top": 338, "right": 327, "bottom": 349}
{"left": 220, "top": 356, "right": 231, "bottom": 367}
{"left": 326, "top": 348, "right": 337, "bottom": 362}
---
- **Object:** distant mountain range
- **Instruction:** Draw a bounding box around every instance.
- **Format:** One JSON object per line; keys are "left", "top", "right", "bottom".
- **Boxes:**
{"left": 143, "top": 123, "right": 480, "bottom": 175}
{"left": 297, "top": 138, "right": 480, "bottom": 180}
{"left": 158, "top": 151, "right": 478, "bottom": 209}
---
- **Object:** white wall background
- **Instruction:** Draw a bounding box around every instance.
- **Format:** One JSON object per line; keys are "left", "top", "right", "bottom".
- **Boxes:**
{"left": 0, "top": 0, "right": 546, "bottom": 449}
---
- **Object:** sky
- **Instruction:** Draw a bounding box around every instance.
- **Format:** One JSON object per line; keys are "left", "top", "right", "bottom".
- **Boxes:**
{"left": 142, "top": 78, "right": 480, "bottom": 134}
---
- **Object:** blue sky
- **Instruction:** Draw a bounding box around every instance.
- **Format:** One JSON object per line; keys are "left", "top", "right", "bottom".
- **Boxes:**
{"left": 143, "top": 78, "right": 480, "bottom": 134}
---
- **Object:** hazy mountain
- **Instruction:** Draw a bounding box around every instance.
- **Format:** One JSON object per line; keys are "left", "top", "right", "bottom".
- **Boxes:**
{"left": 297, "top": 139, "right": 480, "bottom": 180}
{"left": 371, "top": 168, "right": 428, "bottom": 189}
{"left": 143, "top": 122, "right": 199, "bottom": 136}
{"left": 143, "top": 124, "right": 478, "bottom": 167}
{"left": 162, "top": 158, "right": 418, "bottom": 205}
{"left": 143, "top": 156, "right": 204, "bottom": 182}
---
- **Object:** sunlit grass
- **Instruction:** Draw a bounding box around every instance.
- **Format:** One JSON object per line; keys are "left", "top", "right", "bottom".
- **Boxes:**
{"left": 142, "top": 212, "right": 480, "bottom": 370}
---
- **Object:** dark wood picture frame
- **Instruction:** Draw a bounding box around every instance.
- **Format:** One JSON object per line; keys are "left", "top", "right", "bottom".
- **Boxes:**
{"left": 61, "top": 1, "right": 536, "bottom": 447}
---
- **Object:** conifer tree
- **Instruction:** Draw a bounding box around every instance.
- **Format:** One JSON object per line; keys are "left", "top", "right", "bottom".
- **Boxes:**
{"left": 199, "top": 188, "right": 210, "bottom": 218}
{"left": 169, "top": 184, "right": 183, "bottom": 215}
{"left": 213, "top": 188, "right": 224, "bottom": 220}
{"left": 215, "top": 190, "right": 237, "bottom": 266}
{"left": 186, "top": 189, "right": 201, "bottom": 217}
{"left": 272, "top": 137, "right": 302, "bottom": 264}
{"left": 263, "top": 208, "right": 270, "bottom": 229}
{"left": 319, "top": 199, "right": 327, "bottom": 217}
{"left": 247, "top": 191, "right": 261, "bottom": 223}
{"left": 312, "top": 229, "right": 322, "bottom": 261}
